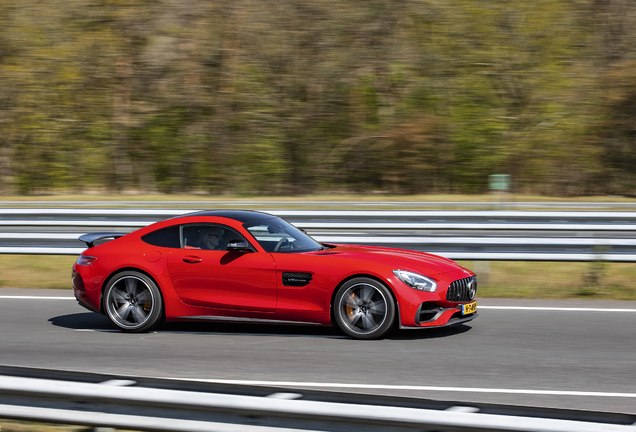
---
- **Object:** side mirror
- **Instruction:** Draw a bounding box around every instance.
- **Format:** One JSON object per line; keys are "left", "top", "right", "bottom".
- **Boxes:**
{"left": 226, "top": 239, "right": 252, "bottom": 252}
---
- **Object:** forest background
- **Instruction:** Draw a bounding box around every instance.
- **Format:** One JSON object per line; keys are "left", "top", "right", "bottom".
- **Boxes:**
{"left": 1, "top": 0, "right": 636, "bottom": 197}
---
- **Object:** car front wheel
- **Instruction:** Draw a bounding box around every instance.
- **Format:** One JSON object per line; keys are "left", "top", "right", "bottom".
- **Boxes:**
{"left": 103, "top": 271, "right": 163, "bottom": 332}
{"left": 333, "top": 277, "right": 395, "bottom": 340}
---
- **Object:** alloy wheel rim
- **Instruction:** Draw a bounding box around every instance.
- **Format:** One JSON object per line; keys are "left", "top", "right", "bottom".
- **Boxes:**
{"left": 106, "top": 276, "right": 155, "bottom": 329}
{"left": 339, "top": 283, "right": 388, "bottom": 335}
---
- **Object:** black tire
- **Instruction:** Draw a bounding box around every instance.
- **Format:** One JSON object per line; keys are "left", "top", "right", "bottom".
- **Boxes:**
{"left": 333, "top": 277, "right": 395, "bottom": 340}
{"left": 103, "top": 271, "right": 163, "bottom": 333}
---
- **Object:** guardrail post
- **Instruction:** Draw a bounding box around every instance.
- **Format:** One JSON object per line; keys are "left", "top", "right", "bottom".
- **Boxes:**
{"left": 473, "top": 261, "right": 491, "bottom": 285}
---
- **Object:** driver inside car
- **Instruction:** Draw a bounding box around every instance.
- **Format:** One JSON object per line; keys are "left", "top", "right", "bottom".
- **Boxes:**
{"left": 201, "top": 228, "right": 227, "bottom": 251}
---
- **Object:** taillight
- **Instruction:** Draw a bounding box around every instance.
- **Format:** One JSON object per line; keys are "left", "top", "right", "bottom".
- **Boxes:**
{"left": 76, "top": 255, "right": 97, "bottom": 266}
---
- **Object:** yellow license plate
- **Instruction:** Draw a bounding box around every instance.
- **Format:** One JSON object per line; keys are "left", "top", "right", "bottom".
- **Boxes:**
{"left": 462, "top": 301, "right": 477, "bottom": 315}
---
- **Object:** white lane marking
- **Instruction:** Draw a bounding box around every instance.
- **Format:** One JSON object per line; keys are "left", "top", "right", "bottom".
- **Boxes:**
{"left": 0, "top": 296, "right": 75, "bottom": 300}
{"left": 185, "top": 379, "right": 636, "bottom": 398}
{"left": 479, "top": 306, "right": 636, "bottom": 312}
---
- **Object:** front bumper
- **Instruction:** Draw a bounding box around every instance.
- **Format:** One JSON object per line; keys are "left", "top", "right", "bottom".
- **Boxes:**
{"left": 414, "top": 302, "right": 478, "bottom": 326}
{"left": 391, "top": 269, "right": 478, "bottom": 328}
{"left": 399, "top": 301, "right": 478, "bottom": 330}
{"left": 395, "top": 287, "right": 478, "bottom": 328}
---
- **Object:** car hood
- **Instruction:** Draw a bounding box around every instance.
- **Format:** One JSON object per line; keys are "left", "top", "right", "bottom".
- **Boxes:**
{"left": 324, "top": 244, "right": 471, "bottom": 276}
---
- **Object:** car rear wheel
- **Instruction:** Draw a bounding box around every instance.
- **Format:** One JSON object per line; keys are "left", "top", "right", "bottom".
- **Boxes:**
{"left": 333, "top": 277, "right": 395, "bottom": 340}
{"left": 103, "top": 271, "right": 163, "bottom": 332}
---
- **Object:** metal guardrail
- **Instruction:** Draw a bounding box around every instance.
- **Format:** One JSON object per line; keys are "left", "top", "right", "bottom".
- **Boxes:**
{"left": 2, "top": 208, "right": 636, "bottom": 217}
{"left": 1, "top": 369, "right": 635, "bottom": 432}
{"left": 1, "top": 200, "right": 636, "bottom": 208}
{"left": 2, "top": 208, "right": 636, "bottom": 261}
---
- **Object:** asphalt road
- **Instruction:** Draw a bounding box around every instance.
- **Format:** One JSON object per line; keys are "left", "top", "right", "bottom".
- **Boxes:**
{"left": 1, "top": 288, "right": 635, "bottom": 415}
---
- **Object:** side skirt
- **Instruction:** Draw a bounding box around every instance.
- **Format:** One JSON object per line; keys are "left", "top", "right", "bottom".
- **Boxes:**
{"left": 175, "top": 315, "right": 323, "bottom": 326}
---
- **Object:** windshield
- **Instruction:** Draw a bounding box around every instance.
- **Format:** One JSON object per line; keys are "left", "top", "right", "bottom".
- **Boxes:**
{"left": 244, "top": 217, "right": 323, "bottom": 253}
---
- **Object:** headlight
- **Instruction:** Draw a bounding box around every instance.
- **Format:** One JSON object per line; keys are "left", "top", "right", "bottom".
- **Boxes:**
{"left": 393, "top": 270, "right": 437, "bottom": 292}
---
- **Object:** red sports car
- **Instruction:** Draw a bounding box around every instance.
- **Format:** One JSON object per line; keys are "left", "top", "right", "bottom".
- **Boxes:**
{"left": 72, "top": 210, "right": 477, "bottom": 339}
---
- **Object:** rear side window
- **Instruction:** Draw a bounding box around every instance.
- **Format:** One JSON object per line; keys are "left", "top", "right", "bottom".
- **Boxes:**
{"left": 141, "top": 226, "right": 180, "bottom": 248}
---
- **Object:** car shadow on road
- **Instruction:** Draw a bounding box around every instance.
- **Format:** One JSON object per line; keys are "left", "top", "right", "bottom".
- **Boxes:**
{"left": 48, "top": 313, "right": 344, "bottom": 338}
{"left": 49, "top": 312, "right": 113, "bottom": 330}
{"left": 158, "top": 321, "right": 345, "bottom": 338}
{"left": 49, "top": 312, "right": 473, "bottom": 340}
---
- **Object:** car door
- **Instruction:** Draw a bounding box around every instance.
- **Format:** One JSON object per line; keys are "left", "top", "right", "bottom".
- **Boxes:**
{"left": 167, "top": 223, "right": 277, "bottom": 312}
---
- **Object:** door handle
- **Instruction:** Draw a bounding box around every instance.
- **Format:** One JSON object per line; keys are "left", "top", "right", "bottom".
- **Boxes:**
{"left": 183, "top": 256, "right": 202, "bottom": 263}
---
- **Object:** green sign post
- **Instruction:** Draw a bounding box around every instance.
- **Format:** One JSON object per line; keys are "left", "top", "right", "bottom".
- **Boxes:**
{"left": 489, "top": 174, "right": 510, "bottom": 209}
{"left": 489, "top": 174, "right": 510, "bottom": 191}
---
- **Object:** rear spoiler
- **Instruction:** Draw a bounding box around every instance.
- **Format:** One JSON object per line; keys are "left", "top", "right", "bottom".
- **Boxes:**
{"left": 79, "top": 232, "right": 126, "bottom": 248}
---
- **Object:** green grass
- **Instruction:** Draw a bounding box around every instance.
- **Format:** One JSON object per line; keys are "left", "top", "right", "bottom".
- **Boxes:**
{"left": 458, "top": 260, "right": 636, "bottom": 301}
{"left": 1, "top": 191, "right": 634, "bottom": 200}
{"left": 1, "top": 255, "right": 634, "bottom": 300}
{"left": 0, "top": 419, "right": 137, "bottom": 432}
{"left": 0, "top": 419, "right": 94, "bottom": 431}
{"left": 1, "top": 192, "right": 636, "bottom": 208}
{"left": 3, "top": 192, "right": 509, "bottom": 203}
{"left": 0, "top": 255, "right": 77, "bottom": 289}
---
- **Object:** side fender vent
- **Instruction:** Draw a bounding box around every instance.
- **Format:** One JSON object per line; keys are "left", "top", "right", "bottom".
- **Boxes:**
{"left": 282, "top": 272, "right": 313, "bottom": 287}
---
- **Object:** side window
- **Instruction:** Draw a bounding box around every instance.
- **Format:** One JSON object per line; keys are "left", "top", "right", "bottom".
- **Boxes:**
{"left": 180, "top": 224, "right": 249, "bottom": 251}
{"left": 245, "top": 223, "right": 288, "bottom": 252}
{"left": 244, "top": 218, "right": 322, "bottom": 253}
{"left": 141, "top": 226, "right": 180, "bottom": 248}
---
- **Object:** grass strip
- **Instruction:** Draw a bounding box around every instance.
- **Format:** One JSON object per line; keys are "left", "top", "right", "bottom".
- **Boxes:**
{"left": 0, "top": 255, "right": 634, "bottom": 301}
{"left": 0, "top": 419, "right": 137, "bottom": 432}
{"left": 0, "top": 193, "right": 635, "bottom": 210}
{"left": 459, "top": 260, "right": 636, "bottom": 301}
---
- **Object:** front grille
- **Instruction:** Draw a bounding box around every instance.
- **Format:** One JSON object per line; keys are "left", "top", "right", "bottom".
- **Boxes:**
{"left": 446, "top": 276, "right": 477, "bottom": 302}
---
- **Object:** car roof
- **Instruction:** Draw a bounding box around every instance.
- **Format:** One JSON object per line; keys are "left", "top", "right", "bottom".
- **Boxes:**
{"left": 177, "top": 210, "right": 276, "bottom": 223}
